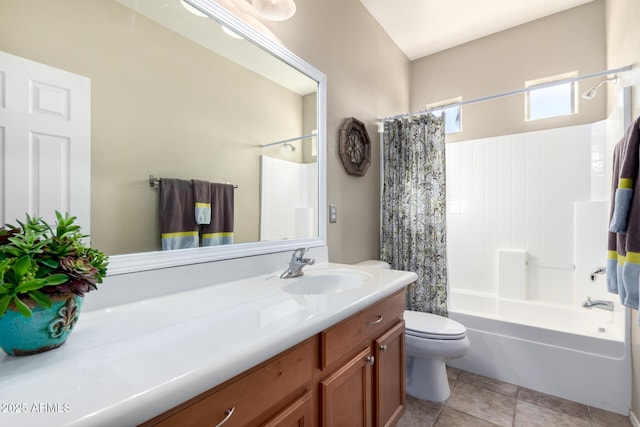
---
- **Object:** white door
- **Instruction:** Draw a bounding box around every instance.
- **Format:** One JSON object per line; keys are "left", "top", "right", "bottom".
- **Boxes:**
{"left": 0, "top": 50, "right": 91, "bottom": 238}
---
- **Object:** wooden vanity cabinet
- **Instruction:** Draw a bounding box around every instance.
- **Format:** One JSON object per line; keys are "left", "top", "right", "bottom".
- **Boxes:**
{"left": 142, "top": 289, "right": 405, "bottom": 427}
{"left": 319, "top": 289, "right": 406, "bottom": 427}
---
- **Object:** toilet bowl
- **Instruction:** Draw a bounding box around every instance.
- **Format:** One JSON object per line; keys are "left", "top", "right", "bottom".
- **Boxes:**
{"left": 353, "top": 260, "right": 470, "bottom": 402}
{"left": 404, "top": 310, "right": 469, "bottom": 402}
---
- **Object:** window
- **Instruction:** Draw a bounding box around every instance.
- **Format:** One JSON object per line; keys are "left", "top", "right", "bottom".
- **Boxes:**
{"left": 427, "top": 98, "right": 461, "bottom": 134}
{"left": 525, "top": 72, "right": 577, "bottom": 121}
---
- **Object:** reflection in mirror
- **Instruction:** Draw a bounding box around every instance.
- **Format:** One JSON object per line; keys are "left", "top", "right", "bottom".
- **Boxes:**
{"left": 0, "top": 0, "right": 325, "bottom": 269}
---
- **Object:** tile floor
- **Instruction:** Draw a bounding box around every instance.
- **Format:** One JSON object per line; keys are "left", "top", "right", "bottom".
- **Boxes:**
{"left": 397, "top": 366, "right": 632, "bottom": 427}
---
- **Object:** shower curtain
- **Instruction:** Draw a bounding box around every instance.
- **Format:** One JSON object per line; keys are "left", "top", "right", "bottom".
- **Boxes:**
{"left": 380, "top": 114, "right": 448, "bottom": 316}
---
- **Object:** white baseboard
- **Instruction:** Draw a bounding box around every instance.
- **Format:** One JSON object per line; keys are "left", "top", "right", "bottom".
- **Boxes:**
{"left": 631, "top": 410, "right": 639, "bottom": 427}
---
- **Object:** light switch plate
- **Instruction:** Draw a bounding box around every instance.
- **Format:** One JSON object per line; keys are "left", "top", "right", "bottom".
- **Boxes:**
{"left": 329, "top": 204, "right": 337, "bottom": 223}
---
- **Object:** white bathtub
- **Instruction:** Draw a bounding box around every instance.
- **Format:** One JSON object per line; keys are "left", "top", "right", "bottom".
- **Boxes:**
{"left": 448, "top": 289, "right": 631, "bottom": 415}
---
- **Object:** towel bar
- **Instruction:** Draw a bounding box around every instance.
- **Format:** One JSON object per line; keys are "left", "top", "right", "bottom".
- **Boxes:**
{"left": 148, "top": 175, "right": 238, "bottom": 189}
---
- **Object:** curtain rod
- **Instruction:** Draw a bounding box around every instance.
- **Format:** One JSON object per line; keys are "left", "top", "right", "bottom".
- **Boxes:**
{"left": 380, "top": 65, "right": 632, "bottom": 123}
{"left": 260, "top": 132, "right": 316, "bottom": 148}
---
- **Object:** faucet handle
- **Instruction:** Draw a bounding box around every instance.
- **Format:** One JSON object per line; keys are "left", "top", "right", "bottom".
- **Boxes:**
{"left": 292, "top": 247, "right": 309, "bottom": 260}
{"left": 590, "top": 266, "right": 606, "bottom": 281}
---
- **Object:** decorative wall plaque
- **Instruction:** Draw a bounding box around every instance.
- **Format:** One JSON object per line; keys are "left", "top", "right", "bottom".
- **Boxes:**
{"left": 339, "top": 117, "right": 371, "bottom": 177}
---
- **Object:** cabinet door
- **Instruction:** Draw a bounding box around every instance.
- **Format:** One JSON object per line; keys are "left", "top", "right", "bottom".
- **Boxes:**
{"left": 320, "top": 347, "right": 373, "bottom": 427}
{"left": 374, "top": 321, "right": 405, "bottom": 427}
{"left": 263, "top": 391, "right": 314, "bottom": 427}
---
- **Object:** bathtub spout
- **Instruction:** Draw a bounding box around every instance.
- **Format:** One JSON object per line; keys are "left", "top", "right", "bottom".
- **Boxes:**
{"left": 582, "top": 296, "right": 614, "bottom": 311}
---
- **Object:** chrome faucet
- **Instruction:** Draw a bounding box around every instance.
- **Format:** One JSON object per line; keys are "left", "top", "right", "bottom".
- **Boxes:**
{"left": 582, "top": 296, "right": 614, "bottom": 311}
{"left": 280, "top": 248, "right": 315, "bottom": 279}
{"left": 590, "top": 266, "right": 606, "bottom": 281}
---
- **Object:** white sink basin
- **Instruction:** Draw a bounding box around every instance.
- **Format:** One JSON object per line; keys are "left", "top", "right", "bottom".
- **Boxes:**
{"left": 280, "top": 269, "right": 371, "bottom": 295}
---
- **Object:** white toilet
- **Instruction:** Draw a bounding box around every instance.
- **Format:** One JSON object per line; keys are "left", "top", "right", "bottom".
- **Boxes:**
{"left": 354, "top": 260, "right": 470, "bottom": 402}
{"left": 404, "top": 310, "right": 469, "bottom": 402}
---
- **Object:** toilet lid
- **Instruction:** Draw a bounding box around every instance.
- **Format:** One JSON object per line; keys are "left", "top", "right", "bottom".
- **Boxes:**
{"left": 404, "top": 310, "right": 467, "bottom": 340}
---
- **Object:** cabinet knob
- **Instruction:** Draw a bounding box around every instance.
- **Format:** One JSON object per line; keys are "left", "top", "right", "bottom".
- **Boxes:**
{"left": 367, "top": 315, "right": 383, "bottom": 325}
{"left": 379, "top": 344, "right": 388, "bottom": 352}
{"left": 216, "top": 407, "right": 235, "bottom": 427}
{"left": 365, "top": 356, "right": 375, "bottom": 365}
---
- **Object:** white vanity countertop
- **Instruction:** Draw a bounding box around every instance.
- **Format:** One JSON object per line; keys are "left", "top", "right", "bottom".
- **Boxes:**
{"left": 0, "top": 262, "right": 416, "bottom": 427}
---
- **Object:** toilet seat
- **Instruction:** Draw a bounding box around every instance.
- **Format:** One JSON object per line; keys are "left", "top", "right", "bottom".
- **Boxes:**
{"left": 404, "top": 310, "right": 467, "bottom": 340}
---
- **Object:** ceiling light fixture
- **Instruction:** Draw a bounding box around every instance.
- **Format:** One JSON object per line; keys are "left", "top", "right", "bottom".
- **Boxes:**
{"left": 230, "top": 0, "right": 296, "bottom": 21}
{"left": 251, "top": 0, "right": 296, "bottom": 21}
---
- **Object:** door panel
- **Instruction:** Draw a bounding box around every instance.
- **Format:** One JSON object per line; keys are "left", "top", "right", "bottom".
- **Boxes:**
{"left": 0, "top": 50, "right": 90, "bottom": 234}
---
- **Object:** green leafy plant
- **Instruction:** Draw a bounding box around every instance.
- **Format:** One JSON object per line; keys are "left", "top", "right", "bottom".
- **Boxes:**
{"left": 0, "top": 212, "right": 108, "bottom": 318}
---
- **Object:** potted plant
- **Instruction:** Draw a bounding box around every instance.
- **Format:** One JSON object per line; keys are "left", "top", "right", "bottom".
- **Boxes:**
{"left": 0, "top": 212, "right": 108, "bottom": 356}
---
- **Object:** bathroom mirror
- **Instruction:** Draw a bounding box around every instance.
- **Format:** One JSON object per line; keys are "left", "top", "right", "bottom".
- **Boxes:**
{"left": 0, "top": 0, "right": 327, "bottom": 275}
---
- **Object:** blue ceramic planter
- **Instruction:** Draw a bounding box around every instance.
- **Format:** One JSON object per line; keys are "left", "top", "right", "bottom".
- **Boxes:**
{"left": 0, "top": 294, "right": 83, "bottom": 356}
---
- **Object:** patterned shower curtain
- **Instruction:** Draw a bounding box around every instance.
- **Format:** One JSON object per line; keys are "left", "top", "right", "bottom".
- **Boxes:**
{"left": 380, "top": 114, "right": 448, "bottom": 316}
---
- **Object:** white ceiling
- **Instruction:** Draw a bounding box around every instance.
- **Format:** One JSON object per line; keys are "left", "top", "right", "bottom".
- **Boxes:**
{"left": 359, "top": 0, "right": 595, "bottom": 60}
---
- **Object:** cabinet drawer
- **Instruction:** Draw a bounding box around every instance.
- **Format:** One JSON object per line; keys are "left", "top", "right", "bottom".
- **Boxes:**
{"left": 321, "top": 290, "right": 404, "bottom": 369}
{"left": 151, "top": 339, "right": 314, "bottom": 427}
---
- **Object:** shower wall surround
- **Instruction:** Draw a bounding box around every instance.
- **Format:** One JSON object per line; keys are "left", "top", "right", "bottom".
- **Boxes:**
{"left": 446, "top": 121, "right": 609, "bottom": 306}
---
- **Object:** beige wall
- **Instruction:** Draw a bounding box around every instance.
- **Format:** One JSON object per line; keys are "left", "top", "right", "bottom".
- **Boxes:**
{"left": 0, "top": 0, "right": 310, "bottom": 255}
{"left": 606, "top": 0, "right": 640, "bottom": 419}
{"left": 259, "top": 0, "right": 411, "bottom": 263}
{"left": 411, "top": 1, "right": 607, "bottom": 142}
{"left": 606, "top": 0, "right": 640, "bottom": 119}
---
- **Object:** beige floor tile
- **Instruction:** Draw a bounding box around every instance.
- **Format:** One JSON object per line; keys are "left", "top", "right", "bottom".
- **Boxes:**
{"left": 457, "top": 371, "right": 519, "bottom": 398}
{"left": 447, "top": 365, "right": 462, "bottom": 383}
{"left": 434, "top": 406, "right": 501, "bottom": 427}
{"left": 589, "top": 406, "right": 632, "bottom": 426}
{"left": 397, "top": 395, "right": 443, "bottom": 427}
{"left": 514, "top": 400, "right": 591, "bottom": 427}
{"left": 445, "top": 381, "right": 516, "bottom": 427}
{"left": 402, "top": 368, "right": 631, "bottom": 427}
{"left": 517, "top": 388, "right": 589, "bottom": 419}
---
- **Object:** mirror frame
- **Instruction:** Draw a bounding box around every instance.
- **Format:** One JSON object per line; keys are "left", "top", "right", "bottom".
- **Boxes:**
{"left": 108, "top": 0, "right": 327, "bottom": 275}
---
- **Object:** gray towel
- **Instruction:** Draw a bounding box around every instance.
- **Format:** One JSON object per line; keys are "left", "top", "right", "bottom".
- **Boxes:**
{"left": 607, "top": 116, "right": 640, "bottom": 310}
{"left": 201, "top": 183, "right": 234, "bottom": 246}
{"left": 159, "top": 178, "right": 199, "bottom": 250}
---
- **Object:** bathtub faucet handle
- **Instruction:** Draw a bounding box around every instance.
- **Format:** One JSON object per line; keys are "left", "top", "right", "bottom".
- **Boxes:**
{"left": 590, "top": 266, "right": 606, "bottom": 281}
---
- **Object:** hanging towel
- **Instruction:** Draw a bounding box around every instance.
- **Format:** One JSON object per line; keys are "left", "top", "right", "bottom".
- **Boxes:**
{"left": 192, "top": 179, "right": 211, "bottom": 225}
{"left": 159, "top": 178, "right": 199, "bottom": 250}
{"left": 607, "top": 116, "right": 640, "bottom": 309}
{"left": 201, "top": 183, "right": 234, "bottom": 246}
